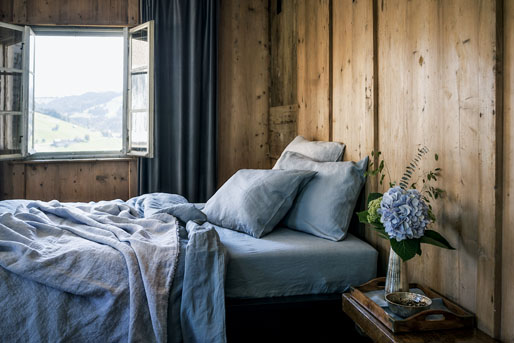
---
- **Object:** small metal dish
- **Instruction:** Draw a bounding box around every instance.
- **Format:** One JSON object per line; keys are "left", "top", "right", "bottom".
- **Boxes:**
{"left": 385, "top": 292, "right": 432, "bottom": 318}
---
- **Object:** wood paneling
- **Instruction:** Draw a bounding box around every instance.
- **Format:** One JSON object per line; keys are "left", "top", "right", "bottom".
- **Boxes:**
{"left": 332, "top": 0, "right": 375, "bottom": 163}
{"left": 218, "top": 0, "right": 271, "bottom": 186}
{"left": 0, "top": 159, "right": 137, "bottom": 202}
{"left": 377, "top": 0, "right": 500, "bottom": 335}
{"left": 0, "top": 0, "right": 13, "bottom": 22}
{"left": 6, "top": 0, "right": 139, "bottom": 26}
{"left": 269, "top": 105, "right": 298, "bottom": 161}
{"left": 502, "top": 0, "right": 514, "bottom": 341}
{"left": 270, "top": 0, "right": 297, "bottom": 108}
{"left": 296, "top": 0, "right": 330, "bottom": 141}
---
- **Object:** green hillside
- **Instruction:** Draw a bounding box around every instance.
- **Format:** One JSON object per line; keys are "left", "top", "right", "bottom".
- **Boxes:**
{"left": 34, "top": 112, "right": 122, "bottom": 153}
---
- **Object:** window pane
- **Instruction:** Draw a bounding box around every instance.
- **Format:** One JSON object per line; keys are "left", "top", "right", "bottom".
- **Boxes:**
{"left": 0, "top": 27, "right": 23, "bottom": 70}
{"left": 34, "top": 35, "right": 124, "bottom": 153}
{"left": 131, "top": 72, "right": 148, "bottom": 110}
{"left": 0, "top": 72, "right": 22, "bottom": 112}
{"left": 131, "top": 28, "right": 149, "bottom": 70}
{"left": 0, "top": 114, "right": 22, "bottom": 155}
{"left": 130, "top": 111, "right": 148, "bottom": 151}
{"left": 28, "top": 71, "right": 35, "bottom": 151}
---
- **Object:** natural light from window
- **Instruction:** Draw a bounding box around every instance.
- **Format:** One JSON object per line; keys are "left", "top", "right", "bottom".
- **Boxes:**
{"left": 34, "top": 35, "right": 124, "bottom": 153}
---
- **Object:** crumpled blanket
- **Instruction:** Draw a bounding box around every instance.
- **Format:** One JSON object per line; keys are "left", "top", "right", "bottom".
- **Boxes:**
{"left": 0, "top": 193, "right": 226, "bottom": 343}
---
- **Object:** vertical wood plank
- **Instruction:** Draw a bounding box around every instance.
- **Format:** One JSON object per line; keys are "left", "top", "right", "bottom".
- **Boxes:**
{"left": 296, "top": 0, "right": 330, "bottom": 141}
{"left": 269, "top": 105, "right": 298, "bottom": 162}
{"left": 92, "top": 160, "right": 130, "bottom": 201}
{"left": 332, "top": 0, "right": 375, "bottom": 162}
{"left": 127, "top": 0, "right": 139, "bottom": 25}
{"left": 10, "top": 163, "right": 25, "bottom": 198}
{"left": 476, "top": 0, "right": 502, "bottom": 336}
{"left": 0, "top": 0, "right": 13, "bottom": 22}
{"left": 25, "top": 163, "right": 60, "bottom": 201}
{"left": 270, "top": 0, "right": 297, "bottom": 107}
{"left": 218, "top": 0, "right": 271, "bottom": 186}
{"left": 502, "top": 0, "right": 514, "bottom": 341}
{"left": 128, "top": 159, "right": 138, "bottom": 198}
{"left": 331, "top": 0, "right": 379, "bottom": 254}
{"left": 12, "top": 0, "right": 26, "bottom": 24}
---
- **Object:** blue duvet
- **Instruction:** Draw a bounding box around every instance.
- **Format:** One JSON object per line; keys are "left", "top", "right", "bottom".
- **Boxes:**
{"left": 0, "top": 193, "right": 226, "bottom": 343}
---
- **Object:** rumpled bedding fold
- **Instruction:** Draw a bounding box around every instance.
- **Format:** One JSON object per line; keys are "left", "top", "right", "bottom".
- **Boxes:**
{"left": 0, "top": 194, "right": 226, "bottom": 343}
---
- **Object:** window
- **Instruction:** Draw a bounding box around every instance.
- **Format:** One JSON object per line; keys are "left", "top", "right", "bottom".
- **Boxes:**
{"left": 0, "top": 21, "right": 154, "bottom": 160}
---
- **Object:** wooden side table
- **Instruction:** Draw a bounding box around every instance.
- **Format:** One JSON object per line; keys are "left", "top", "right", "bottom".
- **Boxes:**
{"left": 342, "top": 293, "right": 498, "bottom": 343}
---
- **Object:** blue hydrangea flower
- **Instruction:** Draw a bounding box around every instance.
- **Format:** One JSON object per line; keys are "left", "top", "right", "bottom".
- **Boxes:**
{"left": 378, "top": 187, "right": 430, "bottom": 242}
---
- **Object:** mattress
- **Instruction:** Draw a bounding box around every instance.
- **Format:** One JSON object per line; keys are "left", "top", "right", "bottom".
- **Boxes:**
{"left": 214, "top": 225, "right": 378, "bottom": 299}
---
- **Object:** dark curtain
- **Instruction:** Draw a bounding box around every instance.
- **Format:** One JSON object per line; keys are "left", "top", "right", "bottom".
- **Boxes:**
{"left": 138, "top": 0, "right": 218, "bottom": 203}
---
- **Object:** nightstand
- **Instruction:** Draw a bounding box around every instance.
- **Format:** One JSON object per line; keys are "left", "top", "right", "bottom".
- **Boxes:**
{"left": 342, "top": 293, "right": 497, "bottom": 343}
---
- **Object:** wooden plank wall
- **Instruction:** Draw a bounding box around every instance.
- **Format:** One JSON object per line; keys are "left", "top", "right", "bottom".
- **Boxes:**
{"left": 502, "top": 0, "right": 514, "bottom": 341}
{"left": 0, "top": 0, "right": 13, "bottom": 22}
{"left": 218, "top": 0, "right": 271, "bottom": 185}
{"left": 0, "top": 159, "right": 138, "bottom": 201}
{"left": 5, "top": 0, "right": 139, "bottom": 26}
{"left": 270, "top": 0, "right": 508, "bottom": 338}
{"left": 377, "top": 0, "right": 501, "bottom": 336}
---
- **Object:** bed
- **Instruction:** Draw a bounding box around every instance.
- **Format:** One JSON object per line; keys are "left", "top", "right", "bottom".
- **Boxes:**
{"left": 0, "top": 194, "right": 376, "bottom": 343}
{"left": 0, "top": 138, "right": 379, "bottom": 342}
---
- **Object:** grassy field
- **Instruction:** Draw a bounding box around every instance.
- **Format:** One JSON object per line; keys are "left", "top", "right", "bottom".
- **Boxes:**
{"left": 34, "top": 112, "right": 122, "bottom": 153}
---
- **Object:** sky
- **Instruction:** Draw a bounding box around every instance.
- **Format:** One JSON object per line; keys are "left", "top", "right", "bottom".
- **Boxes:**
{"left": 34, "top": 35, "right": 124, "bottom": 98}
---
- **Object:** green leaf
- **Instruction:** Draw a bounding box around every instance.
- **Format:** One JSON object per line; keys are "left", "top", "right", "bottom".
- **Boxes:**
{"left": 420, "top": 230, "right": 455, "bottom": 250}
{"left": 435, "top": 153, "right": 439, "bottom": 161}
{"left": 390, "top": 238, "right": 421, "bottom": 261}
{"left": 367, "top": 192, "right": 383, "bottom": 204}
{"left": 416, "top": 242, "right": 422, "bottom": 256}
{"left": 357, "top": 210, "right": 369, "bottom": 224}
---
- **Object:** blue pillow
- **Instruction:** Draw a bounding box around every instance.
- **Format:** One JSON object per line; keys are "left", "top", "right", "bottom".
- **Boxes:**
{"left": 275, "top": 152, "right": 368, "bottom": 241}
{"left": 273, "top": 136, "right": 345, "bottom": 169}
{"left": 203, "top": 169, "right": 317, "bottom": 238}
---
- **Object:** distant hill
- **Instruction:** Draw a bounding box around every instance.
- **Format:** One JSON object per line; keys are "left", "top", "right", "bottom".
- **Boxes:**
{"left": 34, "top": 112, "right": 122, "bottom": 153}
{"left": 35, "top": 91, "right": 122, "bottom": 136}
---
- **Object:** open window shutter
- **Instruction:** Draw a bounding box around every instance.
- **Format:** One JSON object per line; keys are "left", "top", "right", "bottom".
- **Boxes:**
{"left": 126, "top": 20, "right": 154, "bottom": 157}
{"left": 0, "top": 22, "right": 29, "bottom": 160}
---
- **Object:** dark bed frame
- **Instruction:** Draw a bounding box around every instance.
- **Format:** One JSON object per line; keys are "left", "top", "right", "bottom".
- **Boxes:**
{"left": 224, "top": 189, "right": 373, "bottom": 343}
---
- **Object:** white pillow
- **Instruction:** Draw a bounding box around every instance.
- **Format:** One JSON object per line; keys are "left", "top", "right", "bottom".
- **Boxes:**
{"left": 273, "top": 136, "right": 345, "bottom": 169}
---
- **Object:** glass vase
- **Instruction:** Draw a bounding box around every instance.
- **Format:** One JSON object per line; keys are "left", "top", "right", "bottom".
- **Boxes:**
{"left": 384, "top": 246, "right": 409, "bottom": 294}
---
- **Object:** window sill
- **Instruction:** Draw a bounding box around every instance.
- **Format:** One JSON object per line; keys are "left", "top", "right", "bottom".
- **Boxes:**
{"left": 8, "top": 157, "right": 136, "bottom": 164}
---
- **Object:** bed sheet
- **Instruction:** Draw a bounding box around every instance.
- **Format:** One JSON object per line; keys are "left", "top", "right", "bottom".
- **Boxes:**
{"left": 214, "top": 224, "right": 378, "bottom": 299}
{"left": 193, "top": 202, "right": 378, "bottom": 298}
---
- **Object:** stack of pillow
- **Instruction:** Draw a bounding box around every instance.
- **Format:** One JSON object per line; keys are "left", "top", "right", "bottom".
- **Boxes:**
{"left": 203, "top": 136, "right": 369, "bottom": 241}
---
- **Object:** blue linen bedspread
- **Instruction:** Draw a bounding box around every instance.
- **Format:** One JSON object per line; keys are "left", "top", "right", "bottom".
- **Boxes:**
{"left": 0, "top": 193, "right": 227, "bottom": 343}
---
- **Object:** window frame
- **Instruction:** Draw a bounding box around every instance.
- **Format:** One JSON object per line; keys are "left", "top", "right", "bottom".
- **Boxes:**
{"left": 26, "top": 26, "right": 127, "bottom": 160}
{"left": 0, "top": 22, "right": 154, "bottom": 161}
{"left": 127, "top": 21, "right": 154, "bottom": 158}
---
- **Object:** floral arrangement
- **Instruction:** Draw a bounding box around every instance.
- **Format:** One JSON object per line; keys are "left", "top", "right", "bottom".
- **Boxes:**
{"left": 358, "top": 146, "right": 454, "bottom": 261}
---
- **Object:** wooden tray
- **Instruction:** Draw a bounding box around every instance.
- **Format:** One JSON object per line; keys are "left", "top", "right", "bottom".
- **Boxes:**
{"left": 348, "top": 277, "right": 475, "bottom": 333}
